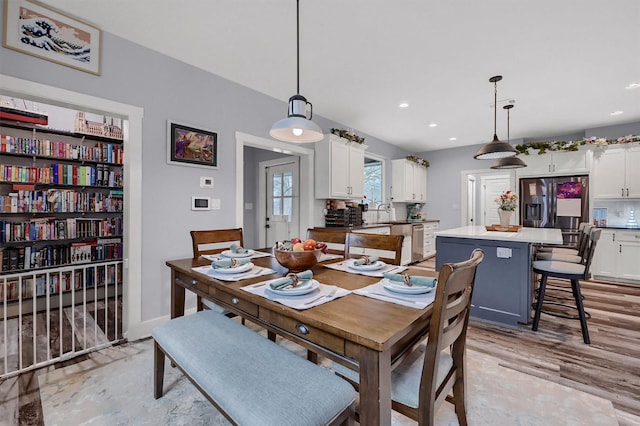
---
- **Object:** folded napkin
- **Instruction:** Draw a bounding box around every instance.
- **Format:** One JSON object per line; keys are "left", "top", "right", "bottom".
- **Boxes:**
{"left": 230, "top": 243, "right": 249, "bottom": 254}
{"left": 353, "top": 255, "right": 379, "bottom": 266}
{"left": 383, "top": 272, "right": 437, "bottom": 288}
{"left": 211, "top": 258, "right": 251, "bottom": 269}
{"left": 269, "top": 270, "right": 313, "bottom": 290}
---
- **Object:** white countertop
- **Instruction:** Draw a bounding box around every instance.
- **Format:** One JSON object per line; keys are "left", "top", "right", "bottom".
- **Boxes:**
{"left": 435, "top": 226, "right": 563, "bottom": 245}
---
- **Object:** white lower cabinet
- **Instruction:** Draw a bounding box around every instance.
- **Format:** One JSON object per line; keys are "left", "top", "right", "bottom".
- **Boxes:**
{"left": 592, "top": 229, "right": 640, "bottom": 282}
{"left": 422, "top": 222, "right": 439, "bottom": 258}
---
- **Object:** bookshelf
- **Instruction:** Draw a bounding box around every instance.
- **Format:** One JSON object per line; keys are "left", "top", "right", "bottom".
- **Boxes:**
{"left": 0, "top": 116, "right": 124, "bottom": 312}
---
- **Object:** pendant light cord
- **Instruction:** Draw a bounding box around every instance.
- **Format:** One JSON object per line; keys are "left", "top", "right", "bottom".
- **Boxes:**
{"left": 507, "top": 106, "right": 510, "bottom": 142}
{"left": 493, "top": 80, "right": 498, "bottom": 139}
{"left": 296, "top": 0, "right": 300, "bottom": 95}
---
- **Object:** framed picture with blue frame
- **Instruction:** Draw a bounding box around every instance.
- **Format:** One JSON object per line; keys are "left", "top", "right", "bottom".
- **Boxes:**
{"left": 167, "top": 121, "right": 218, "bottom": 169}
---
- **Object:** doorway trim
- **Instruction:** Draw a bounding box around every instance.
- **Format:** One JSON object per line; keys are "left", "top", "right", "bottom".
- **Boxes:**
{"left": 235, "top": 132, "right": 314, "bottom": 244}
{"left": 258, "top": 157, "right": 300, "bottom": 248}
{"left": 1, "top": 74, "right": 144, "bottom": 340}
{"left": 460, "top": 168, "right": 516, "bottom": 226}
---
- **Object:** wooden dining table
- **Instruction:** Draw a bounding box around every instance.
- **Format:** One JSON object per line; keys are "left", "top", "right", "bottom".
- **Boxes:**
{"left": 165, "top": 252, "right": 437, "bottom": 425}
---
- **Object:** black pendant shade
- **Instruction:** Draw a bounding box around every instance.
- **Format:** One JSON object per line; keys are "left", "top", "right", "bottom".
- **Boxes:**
{"left": 491, "top": 104, "right": 527, "bottom": 169}
{"left": 474, "top": 75, "right": 518, "bottom": 160}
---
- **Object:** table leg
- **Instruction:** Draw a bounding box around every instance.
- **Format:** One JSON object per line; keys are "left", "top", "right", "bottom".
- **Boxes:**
{"left": 358, "top": 347, "right": 392, "bottom": 426}
{"left": 171, "top": 269, "right": 185, "bottom": 319}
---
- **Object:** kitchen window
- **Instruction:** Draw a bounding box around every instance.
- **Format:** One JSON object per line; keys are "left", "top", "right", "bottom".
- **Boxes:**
{"left": 364, "top": 155, "right": 385, "bottom": 206}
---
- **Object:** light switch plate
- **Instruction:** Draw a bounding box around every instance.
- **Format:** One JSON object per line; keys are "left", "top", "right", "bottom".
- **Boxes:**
{"left": 211, "top": 198, "right": 221, "bottom": 210}
{"left": 497, "top": 247, "right": 512, "bottom": 258}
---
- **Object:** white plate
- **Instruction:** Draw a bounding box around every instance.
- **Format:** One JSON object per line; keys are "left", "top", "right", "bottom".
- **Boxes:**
{"left": 381, "top": 278, "right": 435, "bottom": 294}
{"left": 221, "top": 249, "right": 254, "bottom": 258}
{"left": 211, "top": 262, "right": 253, "bottom": 274}
{"left": 266, "top": 279, "right": 319, "bottom": 296}
{"left": 347, "top": 260, "right": 385, "bottom": 271}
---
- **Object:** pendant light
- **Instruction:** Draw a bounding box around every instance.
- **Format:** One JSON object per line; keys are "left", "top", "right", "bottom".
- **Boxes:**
{"left": 474, "top": 75, "right": 518, "bottom": 159}
{"left": 491, "top": 104, "right": 527, "bottom": 169}
{"left": 270, "top": 0, "right": 323, "bottom": 143}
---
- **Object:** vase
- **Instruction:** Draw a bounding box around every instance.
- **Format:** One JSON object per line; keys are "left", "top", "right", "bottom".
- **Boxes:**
{"left": 498, "top": 209, "right": 513, "bottom": 228}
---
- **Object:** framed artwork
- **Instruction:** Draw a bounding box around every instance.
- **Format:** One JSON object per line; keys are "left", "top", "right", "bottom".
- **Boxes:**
{"left": 3, "top": 0, "right": 102, "bottom": 75}
{"left": 167, "top": 121, "right": 218, "bottom": 169}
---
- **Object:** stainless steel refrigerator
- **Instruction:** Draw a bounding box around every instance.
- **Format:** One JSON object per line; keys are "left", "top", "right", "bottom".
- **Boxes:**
{"left": 519, "top": 175, "right": 589, "bottom": 245}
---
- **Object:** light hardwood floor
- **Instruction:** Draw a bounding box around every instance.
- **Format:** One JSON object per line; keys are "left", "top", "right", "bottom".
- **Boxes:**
{"left": 415, "top": 257, "right": 640, "bottom": 425}
{"left": 5, "top": 261, "right": 640, "bottom": 425}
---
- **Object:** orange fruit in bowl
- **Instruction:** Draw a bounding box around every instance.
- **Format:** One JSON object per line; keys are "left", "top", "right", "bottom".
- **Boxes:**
{"left": 303, "top": 239, "right": 316, "bottom": 251}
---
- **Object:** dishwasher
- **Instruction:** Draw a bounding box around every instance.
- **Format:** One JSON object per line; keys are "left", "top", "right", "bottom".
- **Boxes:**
{"left": 411, "top": 224, "right": 424, "bottom": 263}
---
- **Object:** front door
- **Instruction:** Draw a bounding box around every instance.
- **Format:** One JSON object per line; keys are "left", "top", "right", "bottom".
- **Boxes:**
{"left": 265, "top": 160, "right": 300, "bottom": 247}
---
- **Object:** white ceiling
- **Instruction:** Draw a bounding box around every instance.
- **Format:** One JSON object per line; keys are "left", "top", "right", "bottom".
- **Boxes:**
{"left": 41, "top": 0, "right": 640, "bottom": 153}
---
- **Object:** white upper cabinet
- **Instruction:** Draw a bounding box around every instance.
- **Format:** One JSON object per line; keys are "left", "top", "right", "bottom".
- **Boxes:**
{"left": 391, "top": 159, "right": 427, "bottom": 203}
{"left": 592, "top": 145, "right": 640, "bottom": 199}
{"left": 516, "top": 146, "right": 591, "bottom": 177}
{"left": 315, "top": 134, "right": 367, "bottom": 199}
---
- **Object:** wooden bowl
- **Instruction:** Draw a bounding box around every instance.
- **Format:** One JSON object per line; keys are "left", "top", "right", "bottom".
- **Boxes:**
{"left": 274, "top": 249, "right": 322, "bottom": 272}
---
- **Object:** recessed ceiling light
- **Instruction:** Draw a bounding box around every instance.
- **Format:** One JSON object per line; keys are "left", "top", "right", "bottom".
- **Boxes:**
{"left": 428, "top": 123, "right": 437, "bottom": 127}
{"left": 625, "top": 82, "right": 640, "bottom": 90}
{"left": 399, "top": 103, "right": 409, "bottom": 108}
{"left": 449, "top": 137, "right": 457, "bottom": 141}
{"left": 610, "top": 110, "right": 624, "bottom": 116}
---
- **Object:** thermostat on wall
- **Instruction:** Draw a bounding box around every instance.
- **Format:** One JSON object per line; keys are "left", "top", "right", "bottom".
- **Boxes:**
{"left": 192, "top": 196, "right": 211, "bottom": 211}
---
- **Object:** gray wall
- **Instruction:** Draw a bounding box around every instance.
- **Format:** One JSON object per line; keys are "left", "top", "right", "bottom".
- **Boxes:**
{"left": 0, "top": 10, "right": 408, "bottom": 323}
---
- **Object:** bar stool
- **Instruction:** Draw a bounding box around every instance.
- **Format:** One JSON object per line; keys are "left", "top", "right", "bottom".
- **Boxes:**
{"left": 531, "top": 228, "right": 601, "bottom": 344}
{"left": 535, "top": 223, "right": 593, "bottom": 262}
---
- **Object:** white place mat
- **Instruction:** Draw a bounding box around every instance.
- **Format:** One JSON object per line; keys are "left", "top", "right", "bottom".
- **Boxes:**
{"left": 191, "top": 265, "right": 276, "bottom": 282}
{"left": 354, "top": 281, "right": 436, "bottom": 309}
{"left": 323, "top": 260, "right": 408, "bottom": 277}
{"left": 200, "top": 251, "right": 272, "bottom": 261}
{"left": 242, "top": 280, "right": 351, "bottom": 310}
{"left": 318, "top": 253, "right": 343, "bottom": 262}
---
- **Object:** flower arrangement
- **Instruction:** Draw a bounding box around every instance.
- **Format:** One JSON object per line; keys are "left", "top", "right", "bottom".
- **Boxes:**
{"left": 495, "top": 190, "right": 518, "bottom": 211}
{"left": 515, "top": 134, "right": 640, "bottom": 155}
{"left": 330, "top": 128, "right": 365, "bottom": 144}
{"left": 406, "top": 155, "right": 430, "bottom": 168}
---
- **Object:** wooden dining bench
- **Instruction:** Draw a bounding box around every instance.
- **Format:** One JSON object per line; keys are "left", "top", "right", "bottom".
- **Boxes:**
{"left": 152, "top": 310, "right": 356, "bottom": 426}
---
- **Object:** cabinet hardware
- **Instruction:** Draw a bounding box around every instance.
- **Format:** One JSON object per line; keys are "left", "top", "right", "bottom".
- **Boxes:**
{"left": 192, "top": 279, "right": 198, "bottom": 286}
{"left": 627, "top": 188, "right": 629, "bottom": 197}
{"left": 295, "top": 323, "right": 309, "bottom": 334}
{"left": 620, "top": 244, "right": 622, "bottom": 253}
{"left": 231, "top": 297, "right": 239, "bottom": 305}
{"left": 622, "top": 188, "right": 625, "bottom": 197}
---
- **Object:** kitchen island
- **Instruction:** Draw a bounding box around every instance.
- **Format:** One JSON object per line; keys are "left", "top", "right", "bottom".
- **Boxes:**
{"left": 435, "top": 226, "right": 562, "bottom": 326}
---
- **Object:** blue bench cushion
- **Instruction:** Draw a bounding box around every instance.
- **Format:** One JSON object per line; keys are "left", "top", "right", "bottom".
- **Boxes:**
{"left": 152, "top": 311, "right": 355, "bottom": 425}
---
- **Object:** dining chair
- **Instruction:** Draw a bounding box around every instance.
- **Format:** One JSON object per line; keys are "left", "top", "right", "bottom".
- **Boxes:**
{"left": 191, "top": 228, "right": 244, "bottom": 260}
{"left": 332, "top": 249, "right": 484, "bottom": 425}
{"left": 532, "top": 228, "right": 601, "bottom": 344}
{"left": 306, "top": 228, "right": 347, "bottom": 256}
{"left": 190, "top": 228, "right": 244, "bottom": 316}
{"left": 344, "top": 232, "right": 404, "bottom": 265}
